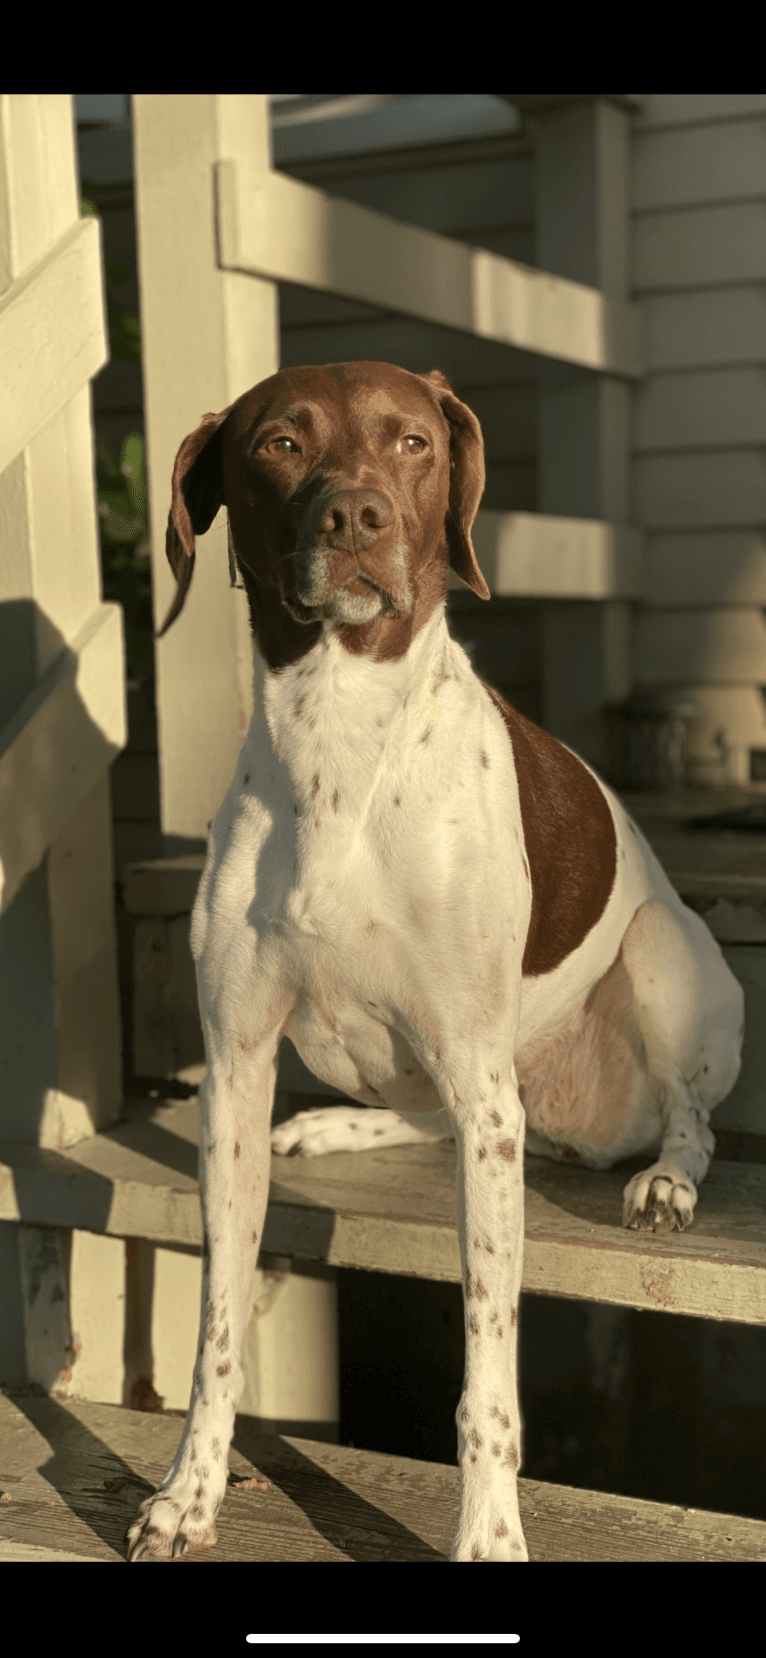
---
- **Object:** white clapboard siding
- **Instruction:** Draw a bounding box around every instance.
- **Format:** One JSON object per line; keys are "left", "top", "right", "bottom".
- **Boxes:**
{"left": 646, "top": 532, "right": 766, "bottom": 607}
{"left": 632, "top": 116, "right": 766, "bottom": 211}
{"left": 633, "top": 202, "right": 766, "bottom": 293}
{"left": 634, "top": 369, "right": 766, "bottom": 451}
{"left": 635, "top": 452, "right": 766, "bottom": 530}
{"left": 310, "top": 140, "right": 534, "bottom": 238}
{"left": 641, "top": 288, "right": 766, "bottom": 373}
{"left": 634, "top": 93, "right": 766, "bottom": 127}
{"left": 635, "top": 609, "right": 766, "bottom": 685}
{"left": 630, "top": 98, "right": 766, "bottom": 783}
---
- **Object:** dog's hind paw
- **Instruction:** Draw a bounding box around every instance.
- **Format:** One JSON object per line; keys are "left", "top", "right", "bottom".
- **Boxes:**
{"left": 271, "top": 1104, "right": 393, "bottom": 1156}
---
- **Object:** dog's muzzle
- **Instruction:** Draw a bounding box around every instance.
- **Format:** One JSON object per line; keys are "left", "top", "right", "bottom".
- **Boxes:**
{"left": 283, "top": 486, "right": 409, "bottom": 624}
{"left": 287, "top": 556, "right": 401, "bottom": 624}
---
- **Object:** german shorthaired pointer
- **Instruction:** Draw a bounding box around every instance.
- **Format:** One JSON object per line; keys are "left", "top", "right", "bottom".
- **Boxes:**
{"left": 127, "top": 362, "right": 744, "bottom": 1562}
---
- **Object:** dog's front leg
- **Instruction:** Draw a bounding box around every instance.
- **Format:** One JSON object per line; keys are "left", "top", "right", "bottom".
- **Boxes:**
{"left": 449, "top": 1073, "right": 528, "bottom": 1562}
{"left": 127, "top": 1035, "right": 279, "bottom": 1560}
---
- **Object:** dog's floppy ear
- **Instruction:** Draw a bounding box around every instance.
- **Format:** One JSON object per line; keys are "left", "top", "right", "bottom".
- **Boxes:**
{"left": 418, "top": 369, "right": 490, "bottom": 601}
{"left": 157, "top": 408, "right": 230, "bottom": 636}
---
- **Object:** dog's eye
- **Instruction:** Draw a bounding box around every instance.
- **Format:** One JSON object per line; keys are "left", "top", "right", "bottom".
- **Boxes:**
{"left": 270, "top": 436, "right": 300, "bottom": 453}
{"left": 397, "top": 435, "right": 427, "bottom": 454}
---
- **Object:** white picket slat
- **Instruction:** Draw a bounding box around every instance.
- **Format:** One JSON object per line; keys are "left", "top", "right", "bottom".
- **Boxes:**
{"left": 215, "top": 160, "right": 642, "bottom": 379}
{"left": 0, "top": 215, "right": 107, "bottom": 476}
{"left": 464, "top": 512, "right": 644, "bottom": 599}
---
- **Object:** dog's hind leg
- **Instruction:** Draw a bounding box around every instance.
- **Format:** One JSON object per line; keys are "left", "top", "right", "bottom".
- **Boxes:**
{"left": 619, "top": 900, "right": 744, "bottom": 1231}
{"left": 271, "top": 1103, "right": 453, "bottom": 1156}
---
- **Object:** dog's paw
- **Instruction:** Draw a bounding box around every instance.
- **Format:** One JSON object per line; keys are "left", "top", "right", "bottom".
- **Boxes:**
{"left": 271, "top": 1105, "right": 385, "bottom": 1156}
{"left": 126, "top": 1475, "right": 222, "bottom": 1561}
{"left": 622, "top": 1164, "right": 697, "bottom": 1231}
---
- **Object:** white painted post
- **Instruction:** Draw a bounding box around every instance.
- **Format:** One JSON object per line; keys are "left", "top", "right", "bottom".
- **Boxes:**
{"left": 132, "top": 94, "right": 277, "bottom": 851}
{"left": 0, "top": 95, "right": 124, "bottom": 1145}
{"left": 131, "top": 95, "right": 339, "bottom": 1437}
{"left": 0, "top": 94, "right": 126, "bottom": 1393}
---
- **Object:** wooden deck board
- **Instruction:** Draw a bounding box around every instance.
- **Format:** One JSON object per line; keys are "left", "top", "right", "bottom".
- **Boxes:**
{"left": 1, "top": 1392, "right": 765, "bottom": 1562}
{"left": 2, "top": 1100, "right": 766, "bottom": 1322}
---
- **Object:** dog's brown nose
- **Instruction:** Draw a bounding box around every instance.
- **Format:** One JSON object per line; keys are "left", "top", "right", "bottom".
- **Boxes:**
{"left": 319, "top": 489, "right": 394, "bottom": 552}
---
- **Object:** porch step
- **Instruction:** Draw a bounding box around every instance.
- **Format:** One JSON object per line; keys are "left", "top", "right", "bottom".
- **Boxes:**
{"left": 2, "top": 1098, "right": 765, "bottom": 1322}
{"left": 1, "top": 1391, "right": 765, "bottom": 1561}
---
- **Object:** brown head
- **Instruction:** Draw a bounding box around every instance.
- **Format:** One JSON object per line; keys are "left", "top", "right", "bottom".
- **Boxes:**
{"left": 160, "top": 361, "right": 489, "bottom": 668}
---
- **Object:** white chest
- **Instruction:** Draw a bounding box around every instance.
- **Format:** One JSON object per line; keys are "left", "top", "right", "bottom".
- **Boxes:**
{"left": 192, "top": 617, "right": 528, "bottom": 1108}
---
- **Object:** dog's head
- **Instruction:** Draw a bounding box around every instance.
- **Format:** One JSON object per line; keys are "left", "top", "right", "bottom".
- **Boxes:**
{"left": 161, "top": 361, "right": 488, "bottom": 664}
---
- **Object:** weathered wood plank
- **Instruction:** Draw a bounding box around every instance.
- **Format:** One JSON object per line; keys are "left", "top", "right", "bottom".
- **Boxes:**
{"left": 1, "top": 1393, "right": 764, "bottom": 1561}
{"left": 2, "top": 1103, "right": 766, "bottom": 1322}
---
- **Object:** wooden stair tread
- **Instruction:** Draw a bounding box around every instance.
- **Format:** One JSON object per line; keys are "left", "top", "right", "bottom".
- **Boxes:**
{"left": 2, "top": 1098, "right": 765, "bottom": 1322}
{"left": 1, "top": 1392, "right": 764, "bottom": 1562}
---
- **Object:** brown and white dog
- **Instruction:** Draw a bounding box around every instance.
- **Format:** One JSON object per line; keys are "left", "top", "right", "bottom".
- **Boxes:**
{"left": 127, "top": 362, "right": 744, "bottom": 1562}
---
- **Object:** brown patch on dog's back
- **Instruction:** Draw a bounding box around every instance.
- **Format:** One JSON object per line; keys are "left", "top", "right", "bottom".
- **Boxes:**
{"left": 483, "top": 685, "right": 616, "bottom": 977}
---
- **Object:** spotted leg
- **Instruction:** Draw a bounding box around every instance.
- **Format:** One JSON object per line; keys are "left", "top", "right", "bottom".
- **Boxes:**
{"left": 449, "top": 1071, "right": 528, "bottom": 1562}
{"left": 620, "top": 900, "right": 744, "bottom": 1231}
{"left": 127, "top": 1037, "right": 279, "bottom": 1560}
